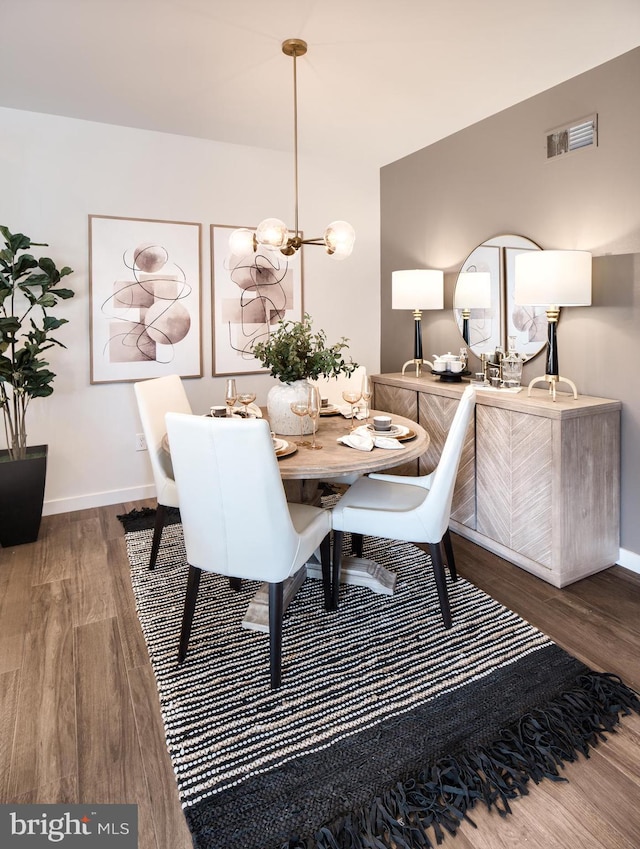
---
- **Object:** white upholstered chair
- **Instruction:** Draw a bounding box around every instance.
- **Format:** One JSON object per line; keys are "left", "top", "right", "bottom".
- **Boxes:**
{"left": 165, "top": 412, "right": 333, "bottom": 689}
{"left": 331, "top": 385, "right": 477, "bottom": 626}
{"left": 310, "top": 364, "right": 368, "bottom": 409}
{"left": 134, "top": 374, "right": 192, "bottom": 570}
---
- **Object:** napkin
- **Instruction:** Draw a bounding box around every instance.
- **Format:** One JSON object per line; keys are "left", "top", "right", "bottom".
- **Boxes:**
{"left": 337, "top": 405, "right": 368, "bottom": 420}
{"left": 337, "top": 432, "right": 405, "bottom": 451}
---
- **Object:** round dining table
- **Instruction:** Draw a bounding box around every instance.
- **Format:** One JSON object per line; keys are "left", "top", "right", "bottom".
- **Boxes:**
{"left": 272, "top": 407, "right": 429, "bottom": 481}
{"left": 241, "top": 408, "right": 430, "bottom": 632}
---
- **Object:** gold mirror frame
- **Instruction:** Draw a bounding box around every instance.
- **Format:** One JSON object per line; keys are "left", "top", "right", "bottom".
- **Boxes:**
{"left": 454, "top": 234, "right": 549, "bottom": 361}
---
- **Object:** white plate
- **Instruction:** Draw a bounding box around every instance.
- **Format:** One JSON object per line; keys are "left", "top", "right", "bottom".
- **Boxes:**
{"left": 365, "top": 423, "right": 408, "bottom": 437}
{"left": 272, "top": 438, "right": 288, "bottom": 453}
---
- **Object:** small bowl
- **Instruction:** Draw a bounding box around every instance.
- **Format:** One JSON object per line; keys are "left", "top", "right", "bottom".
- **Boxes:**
{"left": 210, "top": 405, "right": 227, "bottom": 418}
{"left": 372, "top": 415, "right": 393, "bottom": 432}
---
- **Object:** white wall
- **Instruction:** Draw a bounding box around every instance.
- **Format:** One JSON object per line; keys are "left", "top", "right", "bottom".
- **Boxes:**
{"left": 0, "top": 107, "right": 381, "bottom": 514}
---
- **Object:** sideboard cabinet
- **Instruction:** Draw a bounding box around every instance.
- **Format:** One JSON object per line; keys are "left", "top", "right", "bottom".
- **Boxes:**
{"left": 372, "top": 373, "right": 621, "bottom": 588}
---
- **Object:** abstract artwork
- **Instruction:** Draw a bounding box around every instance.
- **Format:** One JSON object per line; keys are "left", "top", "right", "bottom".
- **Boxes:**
{"left": 89, "top": 215, "right": 202, "bottom": 383}
{"left": 211, "top": 224, "right": 303, "bottom": 376}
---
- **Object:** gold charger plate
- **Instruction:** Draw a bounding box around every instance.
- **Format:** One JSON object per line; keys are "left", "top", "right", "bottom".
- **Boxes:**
{"left": 319, "top": 407, "right": 341, "bottom": 416}
{"left": 397, "top": 429, "right": 417, "bottom": 442}
{"left": 275, "top": 441, "right": 298, "bottom": 459}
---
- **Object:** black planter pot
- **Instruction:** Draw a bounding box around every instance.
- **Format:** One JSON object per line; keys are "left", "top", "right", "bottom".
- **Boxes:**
{"left": 0, "top": 445, "right": 48, "bottom": 547}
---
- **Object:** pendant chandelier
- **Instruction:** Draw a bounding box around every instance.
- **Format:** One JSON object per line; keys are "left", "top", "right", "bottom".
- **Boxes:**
{"left": 230, "top": 39, "right": 355, "bottom": 260}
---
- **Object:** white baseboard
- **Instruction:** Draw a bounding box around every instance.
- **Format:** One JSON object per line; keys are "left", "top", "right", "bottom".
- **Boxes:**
{"left": 616, "top": 548, "right": 640, "bottom": 575}
{"left": 43, "top": 484, "right": 156, "bottom": 516}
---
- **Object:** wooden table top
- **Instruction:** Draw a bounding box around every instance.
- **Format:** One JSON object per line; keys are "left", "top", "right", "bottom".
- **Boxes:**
{"left": 270, "top": 409, "right": 429, "bottom": 480}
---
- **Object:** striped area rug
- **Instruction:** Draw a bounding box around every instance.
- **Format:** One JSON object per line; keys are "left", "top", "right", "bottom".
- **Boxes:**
{"left": 122, "top": 518, "right": 639, "bottom": 849}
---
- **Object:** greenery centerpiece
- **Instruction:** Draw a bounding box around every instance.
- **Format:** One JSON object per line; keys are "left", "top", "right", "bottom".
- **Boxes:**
{"left": 253, "top": 313, "right": 357, "bottom": 383}
{"left": 0, "top": 226, "right": 74, "bottom": 547}
{"left": 0, "top": 226, "right": 74, "bottom": 460}
{"left": 253, "top": 313, "right": 357, "bottom": 434}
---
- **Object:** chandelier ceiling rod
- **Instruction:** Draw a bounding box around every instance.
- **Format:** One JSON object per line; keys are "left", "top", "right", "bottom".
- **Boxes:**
{"left": 282, "top": 38, "right": 306, "bottom": 241}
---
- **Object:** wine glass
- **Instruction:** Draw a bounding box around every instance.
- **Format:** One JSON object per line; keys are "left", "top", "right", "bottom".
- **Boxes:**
{"left": 342, "top": 388, "right": 362, "bottom": 432}
{"left": 306, "top": 385, "right": 323, "bottom": 450}
{"left": 361, "top": 375, "right": 372, "bottom": 423}
{"left": 290, "top": 395, "right": 310, "bottom": 446}
{"left": 225, "top": 378, "right": 237, "bottom": 417}
{"left": 237, "top": 391, "right": 257, "bottom": 417}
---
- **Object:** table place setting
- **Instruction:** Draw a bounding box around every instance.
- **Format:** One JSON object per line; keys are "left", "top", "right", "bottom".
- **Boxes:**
{"left": 337, "top": 423, "right": 408, "bottom": 452}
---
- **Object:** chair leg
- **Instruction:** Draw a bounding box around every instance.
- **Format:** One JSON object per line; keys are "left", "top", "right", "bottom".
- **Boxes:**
{"left": 428, "top": 541, "right": 452, "bottom": 629}
{"left": 268, "top": 581, "right": 284, "bottom": 689}
{"left": 332, "top": 531, "right": 343, "bottom": 610}
{"left": 351, "top": 532, "right": 364, "bottom": 557}
{"left": 229, "top": 577, "right": 242, "bottom": 592}
{"left": 442, "top": 528, "right": 458, "bottom": 582}
{"left": 178, "top": 565, "right": 202, "bottom": 663}
{"left": 320, "top": 533, "right": 332, "bottom": 611}
{"left": 149, "top": 503, "right": 167, "bottom": 570}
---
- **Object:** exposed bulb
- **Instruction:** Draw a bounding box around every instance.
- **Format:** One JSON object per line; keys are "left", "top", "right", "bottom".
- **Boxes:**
{"left": 256, "top": 218, "right": 289, "bottom": 249}
{"left": 324, "top": 220, "right": 355, "bottom": 260}
{"left": 228, "top": 228, "right": 255, "bottom": 256}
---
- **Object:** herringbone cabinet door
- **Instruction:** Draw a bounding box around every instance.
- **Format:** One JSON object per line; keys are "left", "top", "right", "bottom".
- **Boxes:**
{"left": 372, "top": 383, "right": 419, "bottom": 476}
{"left": 418, "top": 394, "right": 476, "bottom": 527}
{"left": 476, "top": 406, "right": 552, "bottom": 566}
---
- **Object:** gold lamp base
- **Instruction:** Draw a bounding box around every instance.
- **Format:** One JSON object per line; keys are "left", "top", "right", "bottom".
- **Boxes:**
{"left": 527, "top": 373, "right": 578, "bottom": 402}
{"left": 401, "top": 358, "right": 427, "bottom": 377}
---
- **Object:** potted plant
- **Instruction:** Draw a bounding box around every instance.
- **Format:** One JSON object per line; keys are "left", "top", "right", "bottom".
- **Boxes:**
{"left": 253, "top": 313, "right": 357, "bottom": 434}
{"left": 0, "top": 226, "right": 74, "bottom": 546}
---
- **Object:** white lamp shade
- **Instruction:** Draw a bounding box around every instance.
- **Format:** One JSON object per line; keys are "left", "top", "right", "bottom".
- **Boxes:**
{"left": 392, "top": 269, "right": 444, "bottom": 310}
{"left": 514, "top": 250, "right": 592, "bottom": 306}
{"left": 454, "top": 271, "right": 492, "bottom": 309}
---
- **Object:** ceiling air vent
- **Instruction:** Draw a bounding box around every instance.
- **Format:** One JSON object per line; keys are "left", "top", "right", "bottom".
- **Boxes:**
{"left": 546, "top": 114, "right": 597, "bottom": 159}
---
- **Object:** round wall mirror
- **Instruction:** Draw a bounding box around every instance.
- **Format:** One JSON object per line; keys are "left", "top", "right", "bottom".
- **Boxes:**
{"left": 454, "top": 234, "right": 548, "bottom": 361}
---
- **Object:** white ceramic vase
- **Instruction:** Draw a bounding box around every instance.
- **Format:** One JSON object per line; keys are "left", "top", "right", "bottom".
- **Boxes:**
{"left": 266, "top": 379, "right": 314, "bottom": 436}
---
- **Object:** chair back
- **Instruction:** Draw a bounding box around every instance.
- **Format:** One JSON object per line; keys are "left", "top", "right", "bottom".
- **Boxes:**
{"left": 417, "top": 385, "right": 476, "bottom": 541}
{"left": 165, "top": 413, "right": 304, "bottom": 583}
{"left": 310, "top": 365, "right": 367, "bottom": 408}
{"left": 134, "top": 375, "right": 192, "bottom": 507}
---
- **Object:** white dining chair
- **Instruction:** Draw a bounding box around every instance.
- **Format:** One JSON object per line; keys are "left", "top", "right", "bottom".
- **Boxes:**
{"left": 331, "top": 385, "right": 477, "bottom": 626}
{"left": 165, "top": 412, "right": 333, "bottom": 689}
{"left": 134, "top": 374, "right": 192, "bottom": 570}
{"left": 310, "top": 364, "right": 368, "bottom": 410}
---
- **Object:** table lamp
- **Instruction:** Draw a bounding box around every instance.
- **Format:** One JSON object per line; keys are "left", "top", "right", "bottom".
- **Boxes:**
{"left": 392, "top": 269, "right": 444, "bottom": 376}
{"left": 514, "top": 249, "right": 592, "bottom": 400}
{"left": 453, "top": 271, "right": 492, "bottom": 344}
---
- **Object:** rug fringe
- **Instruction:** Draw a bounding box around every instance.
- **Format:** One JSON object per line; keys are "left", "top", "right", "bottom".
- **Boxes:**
{"left": 282, "top": 671, "right": 640, "bottom": 849}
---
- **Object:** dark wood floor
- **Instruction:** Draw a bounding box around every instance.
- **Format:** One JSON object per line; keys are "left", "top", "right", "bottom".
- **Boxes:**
{"left": 1, "top": 500, "right": 640, "bottom": 849}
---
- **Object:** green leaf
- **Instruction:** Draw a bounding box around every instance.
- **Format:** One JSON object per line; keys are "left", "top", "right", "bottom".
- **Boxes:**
{"left": 52, "top": 287, "right": 75, "bottom": 300}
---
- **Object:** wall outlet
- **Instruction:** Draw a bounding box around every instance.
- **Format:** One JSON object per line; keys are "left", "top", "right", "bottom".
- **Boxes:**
{"left": 135, "top": 433, "right": 147, "bottom": 452}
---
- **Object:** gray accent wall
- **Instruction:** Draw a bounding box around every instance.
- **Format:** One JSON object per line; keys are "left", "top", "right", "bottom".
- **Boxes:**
{"left": 380, "top": 47, "right": 640, "bottom": 559}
